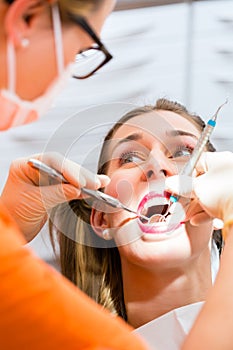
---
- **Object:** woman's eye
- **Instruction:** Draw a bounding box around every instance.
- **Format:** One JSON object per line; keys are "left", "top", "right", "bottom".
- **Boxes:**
{"left": 171, "top": 146, "right": 193, "bottom": 158}
{"left": 119, "top": 151, "right": 146, "bottom": 165}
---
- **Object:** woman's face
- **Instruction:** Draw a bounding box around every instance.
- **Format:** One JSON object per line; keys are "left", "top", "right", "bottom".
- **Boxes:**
{"left": 95, "top": 110, "right": 213, "bottom": 269}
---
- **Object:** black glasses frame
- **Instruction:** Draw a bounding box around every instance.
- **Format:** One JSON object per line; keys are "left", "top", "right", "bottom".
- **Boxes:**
{"left": 69, "top": 14, "right": 113, "bottom": 79}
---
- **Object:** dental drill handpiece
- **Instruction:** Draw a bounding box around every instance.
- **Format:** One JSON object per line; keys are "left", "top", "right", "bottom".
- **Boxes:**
{"left": 167, "top": 99, "right": 228, "bottom": 215}
{"left": 27, "top": 159, "right": 149, "bottom": 221}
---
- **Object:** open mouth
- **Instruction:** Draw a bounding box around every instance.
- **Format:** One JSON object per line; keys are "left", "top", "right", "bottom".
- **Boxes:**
{"left": 137, "top": 192, "right": 182, "bottom": 234}
{"left": 140, "top": 200, "right": 169, "bottom": 224}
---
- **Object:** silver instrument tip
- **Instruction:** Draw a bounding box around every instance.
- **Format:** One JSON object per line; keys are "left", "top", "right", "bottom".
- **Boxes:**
{"left": 212, "top": 98, "right": 228, "bottom": 122}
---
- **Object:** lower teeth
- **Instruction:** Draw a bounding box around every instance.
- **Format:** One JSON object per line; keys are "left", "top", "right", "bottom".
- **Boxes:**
{"left": 149, "top": 214, "right": 167, "bottom": 224}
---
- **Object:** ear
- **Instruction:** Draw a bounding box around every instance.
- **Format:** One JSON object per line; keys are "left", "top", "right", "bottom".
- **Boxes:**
{"left": 4, "top": 0, "right": 51, "bottom": 47}
{"left": 90, "top": 208, "right": 109, "bottom": 239}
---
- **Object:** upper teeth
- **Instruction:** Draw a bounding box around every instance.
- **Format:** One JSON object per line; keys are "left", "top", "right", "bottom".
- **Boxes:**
{"left": 143, "top": 197, "right": 169, "bottom": 210}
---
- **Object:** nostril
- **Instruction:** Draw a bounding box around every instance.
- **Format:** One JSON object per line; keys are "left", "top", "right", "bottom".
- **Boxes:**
{"left": 147, "top": 170, "right": 154, "bottom": 178}
{"left": 146, "top": 169, "right": 168, "bottom": 179}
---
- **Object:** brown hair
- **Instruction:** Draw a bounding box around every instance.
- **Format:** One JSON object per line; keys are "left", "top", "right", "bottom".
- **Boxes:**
{"left": 50, "top": 98, "right": 221, "bottom": 321}
{"left": 58, "top": 0, "right": 104, "bottom": 22}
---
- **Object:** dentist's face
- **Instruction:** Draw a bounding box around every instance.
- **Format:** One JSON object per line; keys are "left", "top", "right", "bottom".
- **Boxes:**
{"left": 100, "top": 110, "right": 213, "bottom": 270}
{"left": 3, "top": 0, "right": 115, "bottom": 100}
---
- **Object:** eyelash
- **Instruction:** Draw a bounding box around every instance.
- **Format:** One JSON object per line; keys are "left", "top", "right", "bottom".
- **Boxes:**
{"left": 170, "top": 145, "right": 194, "bottom": 158}
{"left": 118, "top": 144, "right": 194, "bottom": 166}
{"left": 119, "top": 150, "right": 146, "bottom": 166}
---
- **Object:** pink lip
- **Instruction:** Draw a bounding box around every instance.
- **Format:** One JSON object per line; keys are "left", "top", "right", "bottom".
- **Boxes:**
{"left": 137, "top": 191, "right": 181, "bottom": 234}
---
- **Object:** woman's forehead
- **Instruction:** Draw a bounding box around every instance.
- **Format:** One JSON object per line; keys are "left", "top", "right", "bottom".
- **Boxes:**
{"left": 112, "top": 110, "right": 200, "bottom": 140}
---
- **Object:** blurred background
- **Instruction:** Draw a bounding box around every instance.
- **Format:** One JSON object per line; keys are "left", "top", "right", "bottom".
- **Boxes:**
{"left": 1, "top": 0, "right": 232, "bottom": 265}
{"left": 59, "top": 0, "right": 233, "bottom": 150}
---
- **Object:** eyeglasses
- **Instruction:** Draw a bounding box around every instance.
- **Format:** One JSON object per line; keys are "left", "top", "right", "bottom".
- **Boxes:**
{"left": 69, "top": 14, "right": 113, "bottom": 79}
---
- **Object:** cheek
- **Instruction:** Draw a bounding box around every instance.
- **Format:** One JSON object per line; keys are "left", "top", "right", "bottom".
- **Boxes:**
{"left": 106, "top": 171, "right": 137, "bottom": 207}
{"left": 63, "top": 27, "right": 90, "bottom": 65}
{"left": 104, "top": 170, "right": 141, "bottom": 228}
{"left": 186, "top": 221, "right": 213, "bottom": 253}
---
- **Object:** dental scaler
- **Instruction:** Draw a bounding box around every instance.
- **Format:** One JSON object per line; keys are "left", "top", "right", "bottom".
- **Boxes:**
{"left": 166, "top": 99, "right": 228, "bottom": 215}
{"left": 28, "top": 158, "right": 149, "bottom": 221}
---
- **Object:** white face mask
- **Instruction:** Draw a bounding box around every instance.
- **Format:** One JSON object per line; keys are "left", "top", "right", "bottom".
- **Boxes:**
{"left": 0, "top": 4, "right": 73, "bottom": 131}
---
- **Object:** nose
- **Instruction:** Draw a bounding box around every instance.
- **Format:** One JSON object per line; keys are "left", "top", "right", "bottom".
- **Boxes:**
{"left": 141, "top": 149, "right": 176, "bottom": 182}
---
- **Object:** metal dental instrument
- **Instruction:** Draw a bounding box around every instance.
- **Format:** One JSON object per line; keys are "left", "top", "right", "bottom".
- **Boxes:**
{"left": 28, "top": 158, "right": 149, "bottom": 221}
{"left": 166, "top": 99, "right": 228, "bottom": 215}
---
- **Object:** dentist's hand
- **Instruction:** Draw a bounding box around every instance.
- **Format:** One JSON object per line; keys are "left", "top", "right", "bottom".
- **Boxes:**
{"left": 0, "top": 153, "right": 110, "bottom": 242}
{"left": 165, "top": 152, "right": 233, "bottom": 238}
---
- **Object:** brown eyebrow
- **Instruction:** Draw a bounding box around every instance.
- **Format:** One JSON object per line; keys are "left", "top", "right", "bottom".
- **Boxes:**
{"left": 112, "top": 132, "right": 143, "bottom": 151}
{"left": 112, "top": 129, "right": 198, "bottom": 153}
{"left": 166, "top": 130, "right": 198, "bottom": 139}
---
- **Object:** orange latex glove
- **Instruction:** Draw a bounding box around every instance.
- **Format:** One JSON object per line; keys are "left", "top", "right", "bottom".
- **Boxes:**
{"left": 0, "top": 153, "right": 110, "bottom": 242}
{"left": 165, "top": 152, "right": 233, "bottom": 239}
